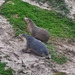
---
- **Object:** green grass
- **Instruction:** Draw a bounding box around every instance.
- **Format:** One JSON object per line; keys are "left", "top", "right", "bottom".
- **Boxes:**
{"left": 1, "top": 0, "right": 75, "bottom": 38}
{"left": 46, "top": 43, "right": 67, "bottom": 64}
{"left": 0, "top": 62, "right": 13, "bottom": 75}
{"left": 0, "top": 0, "right": 74, "bottom": 64}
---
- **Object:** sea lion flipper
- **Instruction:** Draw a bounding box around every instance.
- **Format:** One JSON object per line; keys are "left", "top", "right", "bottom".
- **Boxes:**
{"left": 22, "top": 48, "right": 32, "bottom": 53}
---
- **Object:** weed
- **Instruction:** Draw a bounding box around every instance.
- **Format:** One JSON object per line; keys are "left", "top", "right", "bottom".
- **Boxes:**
{"left": 0, "top": 62, "right": 13, "bottom": 75}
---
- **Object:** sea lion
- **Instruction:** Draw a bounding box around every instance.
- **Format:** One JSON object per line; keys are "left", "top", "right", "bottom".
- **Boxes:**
{"left": 24, "top": 17, "right": 50, "bottom": 42}
{"left": 19, "top": 34, "right": 50, "bottom": 59}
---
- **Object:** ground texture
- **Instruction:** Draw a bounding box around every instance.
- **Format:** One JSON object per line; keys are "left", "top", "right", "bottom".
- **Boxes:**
{"left": 23, "top": 0, "right": 75, "bottom": 19}
{"left": 0, "top": 0, "right": 75, "bottom": 75}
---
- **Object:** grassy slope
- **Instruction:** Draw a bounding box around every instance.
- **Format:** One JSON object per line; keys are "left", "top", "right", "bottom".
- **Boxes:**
{"left": 0, "top": 62, "right": 13, "bottom": 75}
{"left": 0, "top": 0, "right": 75, "bottom": 64}
{"left": 1, "top": 0, "right": 75, "bottom": 38}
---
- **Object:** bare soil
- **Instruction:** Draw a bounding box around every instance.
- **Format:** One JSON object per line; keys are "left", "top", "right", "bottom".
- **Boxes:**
{"left": 65, "top": 0, "right": 75, "bottom": 19}
{"left": 0, "top": 0, "right": 75, "bottom": 75}
{"left": 22, "top": 0, "right": 51, "bottom": 10}
{"left": 23, "top": 0, "right": 75, "bottom": 19}
{"left": 50, "top": 37, "right": 75, "bottom": 75}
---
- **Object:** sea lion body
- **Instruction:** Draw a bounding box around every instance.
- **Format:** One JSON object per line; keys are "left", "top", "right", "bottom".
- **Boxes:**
{"left": 19, "top": 34, "right": 49, "bottom": 58}
{"left": 24, "top": 17, "right": 50, "bottom": 42}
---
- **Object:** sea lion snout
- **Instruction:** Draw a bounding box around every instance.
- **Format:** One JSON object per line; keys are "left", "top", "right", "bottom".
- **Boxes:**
{"left": 24, "top": 17, "right": 28, "bottom": 21}
{"left": 24, "top": 17, "right": 30, "bottom": 23}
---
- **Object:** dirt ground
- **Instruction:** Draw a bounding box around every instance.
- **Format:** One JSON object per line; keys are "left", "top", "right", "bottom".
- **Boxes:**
{"left": 65, "top": 0, "right": 75, "bottom": 19}
{"left": 50, "top": 37, "right": 75, "bottom": 75}
{"left": 22, "top": 0, "right": 51, "bottom": 10}
{"left": 0, "top": 15, "right": 53, "bottom": 75}
{"left": 0, "top": 0, "right": 75, "bottom": 75}
{"left": 23, "top": 0, "right": 75, "bottom": 19}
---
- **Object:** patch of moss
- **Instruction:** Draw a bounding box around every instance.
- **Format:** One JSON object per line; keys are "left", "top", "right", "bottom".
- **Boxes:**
{"left": 0, "top": 62, "right": 13, "bottom": 75}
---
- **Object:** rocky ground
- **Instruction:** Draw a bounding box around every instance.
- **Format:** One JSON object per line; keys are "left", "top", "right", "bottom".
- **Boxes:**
{"left": 0, "top": 0, "right": 75, "bottom": 75}
{"left": 65, "top": 0, "right": 75, "bottom": 19}
{"left": 22, "top": 0, "right": 51, "bottom": 10}
{"left": 22, "top": 0, "right": 75, "bottom": 19}
{"left": 50, "top": 38, "right": 75, "bottom": 75}
{"left": 0, "top": 15, "right": 53, "bottom": 75}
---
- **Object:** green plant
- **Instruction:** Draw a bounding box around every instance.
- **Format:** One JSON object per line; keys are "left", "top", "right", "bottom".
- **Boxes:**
{"left": 46, "top": 43, "right": 67, "bottom": 64}
{"left": 0, "top": 62, "right": 13, "bottom": 75}
{"left": 38, "top": 0, "right": 69, "bottom": 14}
{"left": 1, "top": 0, "right": 71, "bottom": 64}
{"left": 51, "top": 53, "right": 67, "bottom": 64}
{"left": 49, "top": 0, "right": 69, "bottom": 13}
{"left": 1, "top": 0, "right": 75, "bottom": 38}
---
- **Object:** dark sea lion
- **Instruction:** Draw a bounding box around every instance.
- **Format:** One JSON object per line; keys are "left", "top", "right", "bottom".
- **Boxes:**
{"left": 19, "top": 34, "right": 50, "bottom": 59}
{"left": 24, "top": 17, "right": 50, "bottom": 42}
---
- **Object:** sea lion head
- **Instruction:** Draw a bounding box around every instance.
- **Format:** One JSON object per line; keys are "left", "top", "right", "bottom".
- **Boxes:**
{"left": 24, "top": 17, "right": 34, "bottom": 34}
{"left": 19, "top": 34, "right": 34, "bottom": 42}
{"left": 24, "top": 17, "right": 31, "bottom": 23}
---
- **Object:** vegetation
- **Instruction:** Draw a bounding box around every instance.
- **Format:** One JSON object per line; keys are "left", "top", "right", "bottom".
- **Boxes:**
{"left": 1, "top": 0, "right": 75, "bottom": 38}
{"left": 37, "top": 0, "right": 69, "bottom": 14}
{"left": 0, "top": 62, "right": 13, "bottom": 75}
{"left": 49, "top": 0, "right": 69, "bottom": 13}
{"left": 46, "top": 43, "right": 67, "bottom": 64}
{"left": 1, "top": 0, "right": 75, "bottom": 64}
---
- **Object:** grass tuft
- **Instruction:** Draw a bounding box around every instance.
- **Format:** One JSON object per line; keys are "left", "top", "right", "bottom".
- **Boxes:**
{"left": 0, "top": 62, "right": 13, "bottom": 75}
{"left": 46, "top": 43, "right": 67, "bottom": 64}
